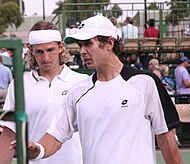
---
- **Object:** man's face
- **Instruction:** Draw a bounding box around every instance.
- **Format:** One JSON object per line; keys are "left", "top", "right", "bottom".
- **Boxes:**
{"left": 77, "top": 37, "right": 114, "bottom": 69}
{"left": 31, "top": 41, "right": 63, "bottom": 71}
{"left": 148, "top": 63, "right": 154, "bottom": 70}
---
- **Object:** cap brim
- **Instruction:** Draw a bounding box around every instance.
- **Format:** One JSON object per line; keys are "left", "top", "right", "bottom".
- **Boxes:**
{"left": 64, "top": 33, "right": 97, "bottom": 44}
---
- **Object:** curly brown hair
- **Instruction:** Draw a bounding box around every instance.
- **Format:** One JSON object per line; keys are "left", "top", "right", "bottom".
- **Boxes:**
{"left": 27, "top": 21, "right": 70, "bottom": 70}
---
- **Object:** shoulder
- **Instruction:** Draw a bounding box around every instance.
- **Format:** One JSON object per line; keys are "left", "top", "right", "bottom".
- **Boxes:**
{"left": 67, "top": 68, "right": 89, "bottom": 79}
{"left": 63, "top": 65, "right": 89, "bottom": 84}
{"left": 121, "top": 65, "right": 157, "bottom": 82}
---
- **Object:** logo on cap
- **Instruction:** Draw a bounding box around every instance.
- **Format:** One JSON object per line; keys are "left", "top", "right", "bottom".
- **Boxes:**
{"left": 78, "top": 23, "right": 85, "bottom": 29}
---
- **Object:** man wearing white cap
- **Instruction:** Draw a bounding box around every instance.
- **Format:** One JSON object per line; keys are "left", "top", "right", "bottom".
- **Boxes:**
{"left": 0, "top": 20, "right": 88, "bottom": 164}
{"left": 148, "top": 58, "right": 163, "bottom": 78}
{"left": 14, "top": 15, "right": 183, "bottom": 164}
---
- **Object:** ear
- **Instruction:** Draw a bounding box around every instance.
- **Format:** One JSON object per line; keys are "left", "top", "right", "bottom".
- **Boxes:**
{"left": 28, "top": 45, "right": 34, "bottom": 55}
{"left": 107, "top": 37, "right": 114, "bottom": 50}
{"left": 59, "top": 41, "right": 65, "bottom": 53}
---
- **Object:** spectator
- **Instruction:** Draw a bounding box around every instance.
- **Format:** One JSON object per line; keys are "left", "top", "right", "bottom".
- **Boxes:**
{"left": 0, "top": 55, "right": 13, "bottom": 100}
{"left": 0, "top": 20, "right": 88, "bottom": 164}
{"left": 65, "top": 17, "right": 77, "bottom": 36}
{"left": 22, "top": 43, "right": 29, "bottom": 59}
{"left": 148, "top": 58, "right": 163, "bottom": 78}
{"left": 122, "top": 16, "right": 138, "bottom": 42}
{"left": 160, "top": 64, "right": 175, "bottom": 93}
{"left": 141, "top": 19, "right": 160, "bottom": 68}
{"left": 174, "top": 56, "right": 190, "bottom": 98}
{"left": 162, "top": 79, "right": 175, "bottom": 102}
{"left": 144, "top": 19, "right": 160, "bottom": 44}
{"left": 184, "top": 24, "right": 190, "bottom": 59}
{"left": 133, "top": 62, "right": 143, "bottom": 70}
{"left": 184, "top": 24, "right": 190, "bottom": 36}
{"left": 110, "top": 16, "right": 122, "bottom": 39}
{"left": 20, "top": 15, "right": 183, "bottom": 164}
{"left": 0, "top": 48, "right": 9, "bottom": 57}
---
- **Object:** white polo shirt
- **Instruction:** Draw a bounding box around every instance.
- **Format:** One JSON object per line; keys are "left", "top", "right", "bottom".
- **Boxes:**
{"left": 0, "top": 65, "right": 88, "bottom": 164}
{"left": 47, "top": 65, "right": 180, "bottom": 164}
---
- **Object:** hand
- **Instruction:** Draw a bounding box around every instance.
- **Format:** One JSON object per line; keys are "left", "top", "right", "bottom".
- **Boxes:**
{"left": 10, "top": 140, "right": 41, "bottom": 159}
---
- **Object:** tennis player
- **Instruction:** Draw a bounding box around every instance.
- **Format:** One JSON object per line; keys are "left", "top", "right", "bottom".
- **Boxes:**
{"left": 0, "top": 20, "right": 88, "bottom": 164}
{"left": 12, "top": 16, "right": 183, "bottom": 164}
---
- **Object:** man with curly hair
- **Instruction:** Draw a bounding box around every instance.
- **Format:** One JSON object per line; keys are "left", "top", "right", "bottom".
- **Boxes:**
{"left": 0, "top": 20, "right": 88, "bottom": 164}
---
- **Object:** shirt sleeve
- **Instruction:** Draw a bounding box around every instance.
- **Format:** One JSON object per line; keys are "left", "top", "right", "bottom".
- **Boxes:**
{"left": 147, "top": 74, "right": 180, "bottom": 134}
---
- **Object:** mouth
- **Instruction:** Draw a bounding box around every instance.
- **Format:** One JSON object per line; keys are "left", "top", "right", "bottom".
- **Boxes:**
{"left": 84, "top": 58, "right": 92, "bottom": 65}
{"left": 42, "top": 62, "right": 52, "bottom": 67}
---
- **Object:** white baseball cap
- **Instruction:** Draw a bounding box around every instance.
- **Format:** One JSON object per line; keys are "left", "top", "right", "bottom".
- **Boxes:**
{"left": 64, "top": 15, "right": 118, "bottom": 44}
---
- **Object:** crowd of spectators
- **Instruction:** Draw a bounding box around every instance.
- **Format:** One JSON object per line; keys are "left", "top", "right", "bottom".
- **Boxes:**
{"left": 1, "top": 16, "right": 190, "bottom": 108}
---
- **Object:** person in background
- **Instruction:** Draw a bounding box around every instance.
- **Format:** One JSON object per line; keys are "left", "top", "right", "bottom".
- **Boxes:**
{"left": 0, "top": 55, "right": 13, "bottom": 101}
{"left": 122, "top": 16, "right": 138, "bottom": 42}
{"left": 144, "top": 19, "right": 160, "bottom": 44}
{"left": 18, "top": 15, "right": 183, "bottom": 164}
{"left": 133, "top": 62, "right": 143, "bottom": 70}
{"left": 0, "top": 20, "right": 88, "bottom": 164}
{"left": 184, "top": 24, "right": 190, "bottom": 59}
{"left": 184, "top": 24, "right": 190, "bottom": 36}
{"left": 174, "top": 56, "right": 190, "bottom": 103}
{"left": 65, "top": 17, "right": 77, "bottom": 36}
{"left": 160, "top": 64, "right": 175, "bottom": 93}
{"left": 0, "top": 48, "right": 9, "bottom": 57}
{"left": 110, "top": 16, "right": 122, "bottom": 39}
{"left": 141, "top": 19, "right": 160, "bottom": 68}
{"left": 22, "top": 43, "right": 29, "bottom": 59}
{"left": 148, "top": 58, "right": 163, "bottom": 79}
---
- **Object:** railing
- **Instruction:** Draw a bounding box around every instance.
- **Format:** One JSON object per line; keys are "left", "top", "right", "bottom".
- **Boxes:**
{"left": 50, "top": 2, "right": 190, "bottom": 65}
{"left": 0, "top": 38, "right": 28, "bottom": 164}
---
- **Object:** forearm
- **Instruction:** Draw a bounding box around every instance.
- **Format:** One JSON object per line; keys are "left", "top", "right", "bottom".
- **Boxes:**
{"left": 29, "top": 133, "right": 62, "bottom": 159}
{"left": 0, "top": 126, "right": 15, "bottom": 163}
{"left": 183, "top": 79, "right": 190, "bottom": 87}
{"left": 157, "top": 130, "right": 183, "bottom": 164}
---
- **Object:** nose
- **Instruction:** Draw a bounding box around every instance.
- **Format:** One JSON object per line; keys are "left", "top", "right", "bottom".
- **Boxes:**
{"left": 79, "top": 46, "right": 86, "bottom": 54}
{"left": 42, "top": 51, "right": 50, "bottom": 60}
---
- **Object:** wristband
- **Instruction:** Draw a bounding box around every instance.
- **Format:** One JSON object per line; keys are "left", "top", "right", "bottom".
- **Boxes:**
{"left": 32, "top": 143, "right": 45, "bottom": 160}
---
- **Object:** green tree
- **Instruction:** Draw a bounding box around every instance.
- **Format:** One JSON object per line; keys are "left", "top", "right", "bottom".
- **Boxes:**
{"left": 147, "top": 2, "right": 159, "bottom": 10}
{"left": 0, "top": 0, "right": 25, "bottom": 14}
{"left": 165, "top": 1, "right": 190, "bottom": 26}
{"left": 52, "top": 0, "right": 111, "bottom": 22}
{"left": 107, "top": 4, "right": 122, "bottom": 19}
{"left": 0, "top": 1, "right": 23, "bottom": 35}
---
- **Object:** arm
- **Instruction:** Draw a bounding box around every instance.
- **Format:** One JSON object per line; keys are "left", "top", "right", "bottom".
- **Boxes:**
{"left": 182, "top": 79, "right": 190, "bottom": 87}
{"left": 156, "top": 130, "right": 183, "bottom": 164}
{"left": 0, "top": 126, "right": 16, "bottom": 163}
{"left": 27, "top": 133, "right": 62, "bottom": 159}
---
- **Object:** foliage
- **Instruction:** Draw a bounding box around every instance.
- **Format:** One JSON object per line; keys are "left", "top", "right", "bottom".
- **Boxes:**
{"left": 0, "top": 1, "right": 23, "bottom": 35}
{"left": 107, "top": 4, "right": 122, "bottom": 19}
{"left": 0, "top": 0, "right": 25, "bottom": 14}
{"left": 147, "top": 3, "right": 159, "bottom": 10}
{"left": 165, "top": 1, "right": 190, "bottom": 26}
{"left": 52, "top": 0, "right": 123, "bottom": 23}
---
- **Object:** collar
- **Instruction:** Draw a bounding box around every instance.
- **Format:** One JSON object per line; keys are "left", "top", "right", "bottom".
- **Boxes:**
{"left": 30, "top": 65, "right": 71, "bottom": 85}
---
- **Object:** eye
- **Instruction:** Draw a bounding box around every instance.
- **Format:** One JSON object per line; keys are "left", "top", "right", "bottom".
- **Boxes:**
{"left": 47, "top": 47, "right": 55, "bottom": 53}
{"left": 34, "top": 50, "right": 44, "bottom": 55}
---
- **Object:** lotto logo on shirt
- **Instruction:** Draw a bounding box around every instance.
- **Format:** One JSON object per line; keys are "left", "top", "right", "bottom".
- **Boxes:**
{"left": 121, "top": 99, "right": 128, "bottom": 107}
{"left": 62, "top": 90, "right": 68, "bottom": 95}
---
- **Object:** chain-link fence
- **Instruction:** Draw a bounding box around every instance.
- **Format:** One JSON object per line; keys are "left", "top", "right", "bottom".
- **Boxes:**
{"left": 171, "top": 94, "right": 190, "bottom": 146}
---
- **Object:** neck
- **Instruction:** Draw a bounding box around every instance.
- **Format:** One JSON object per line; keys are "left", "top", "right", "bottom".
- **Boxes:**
{"left": 38, "top": 65, "right": 63, "bottom": 82}
{"left": 96, "top": 57, "right": 123, "bottom": 81}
